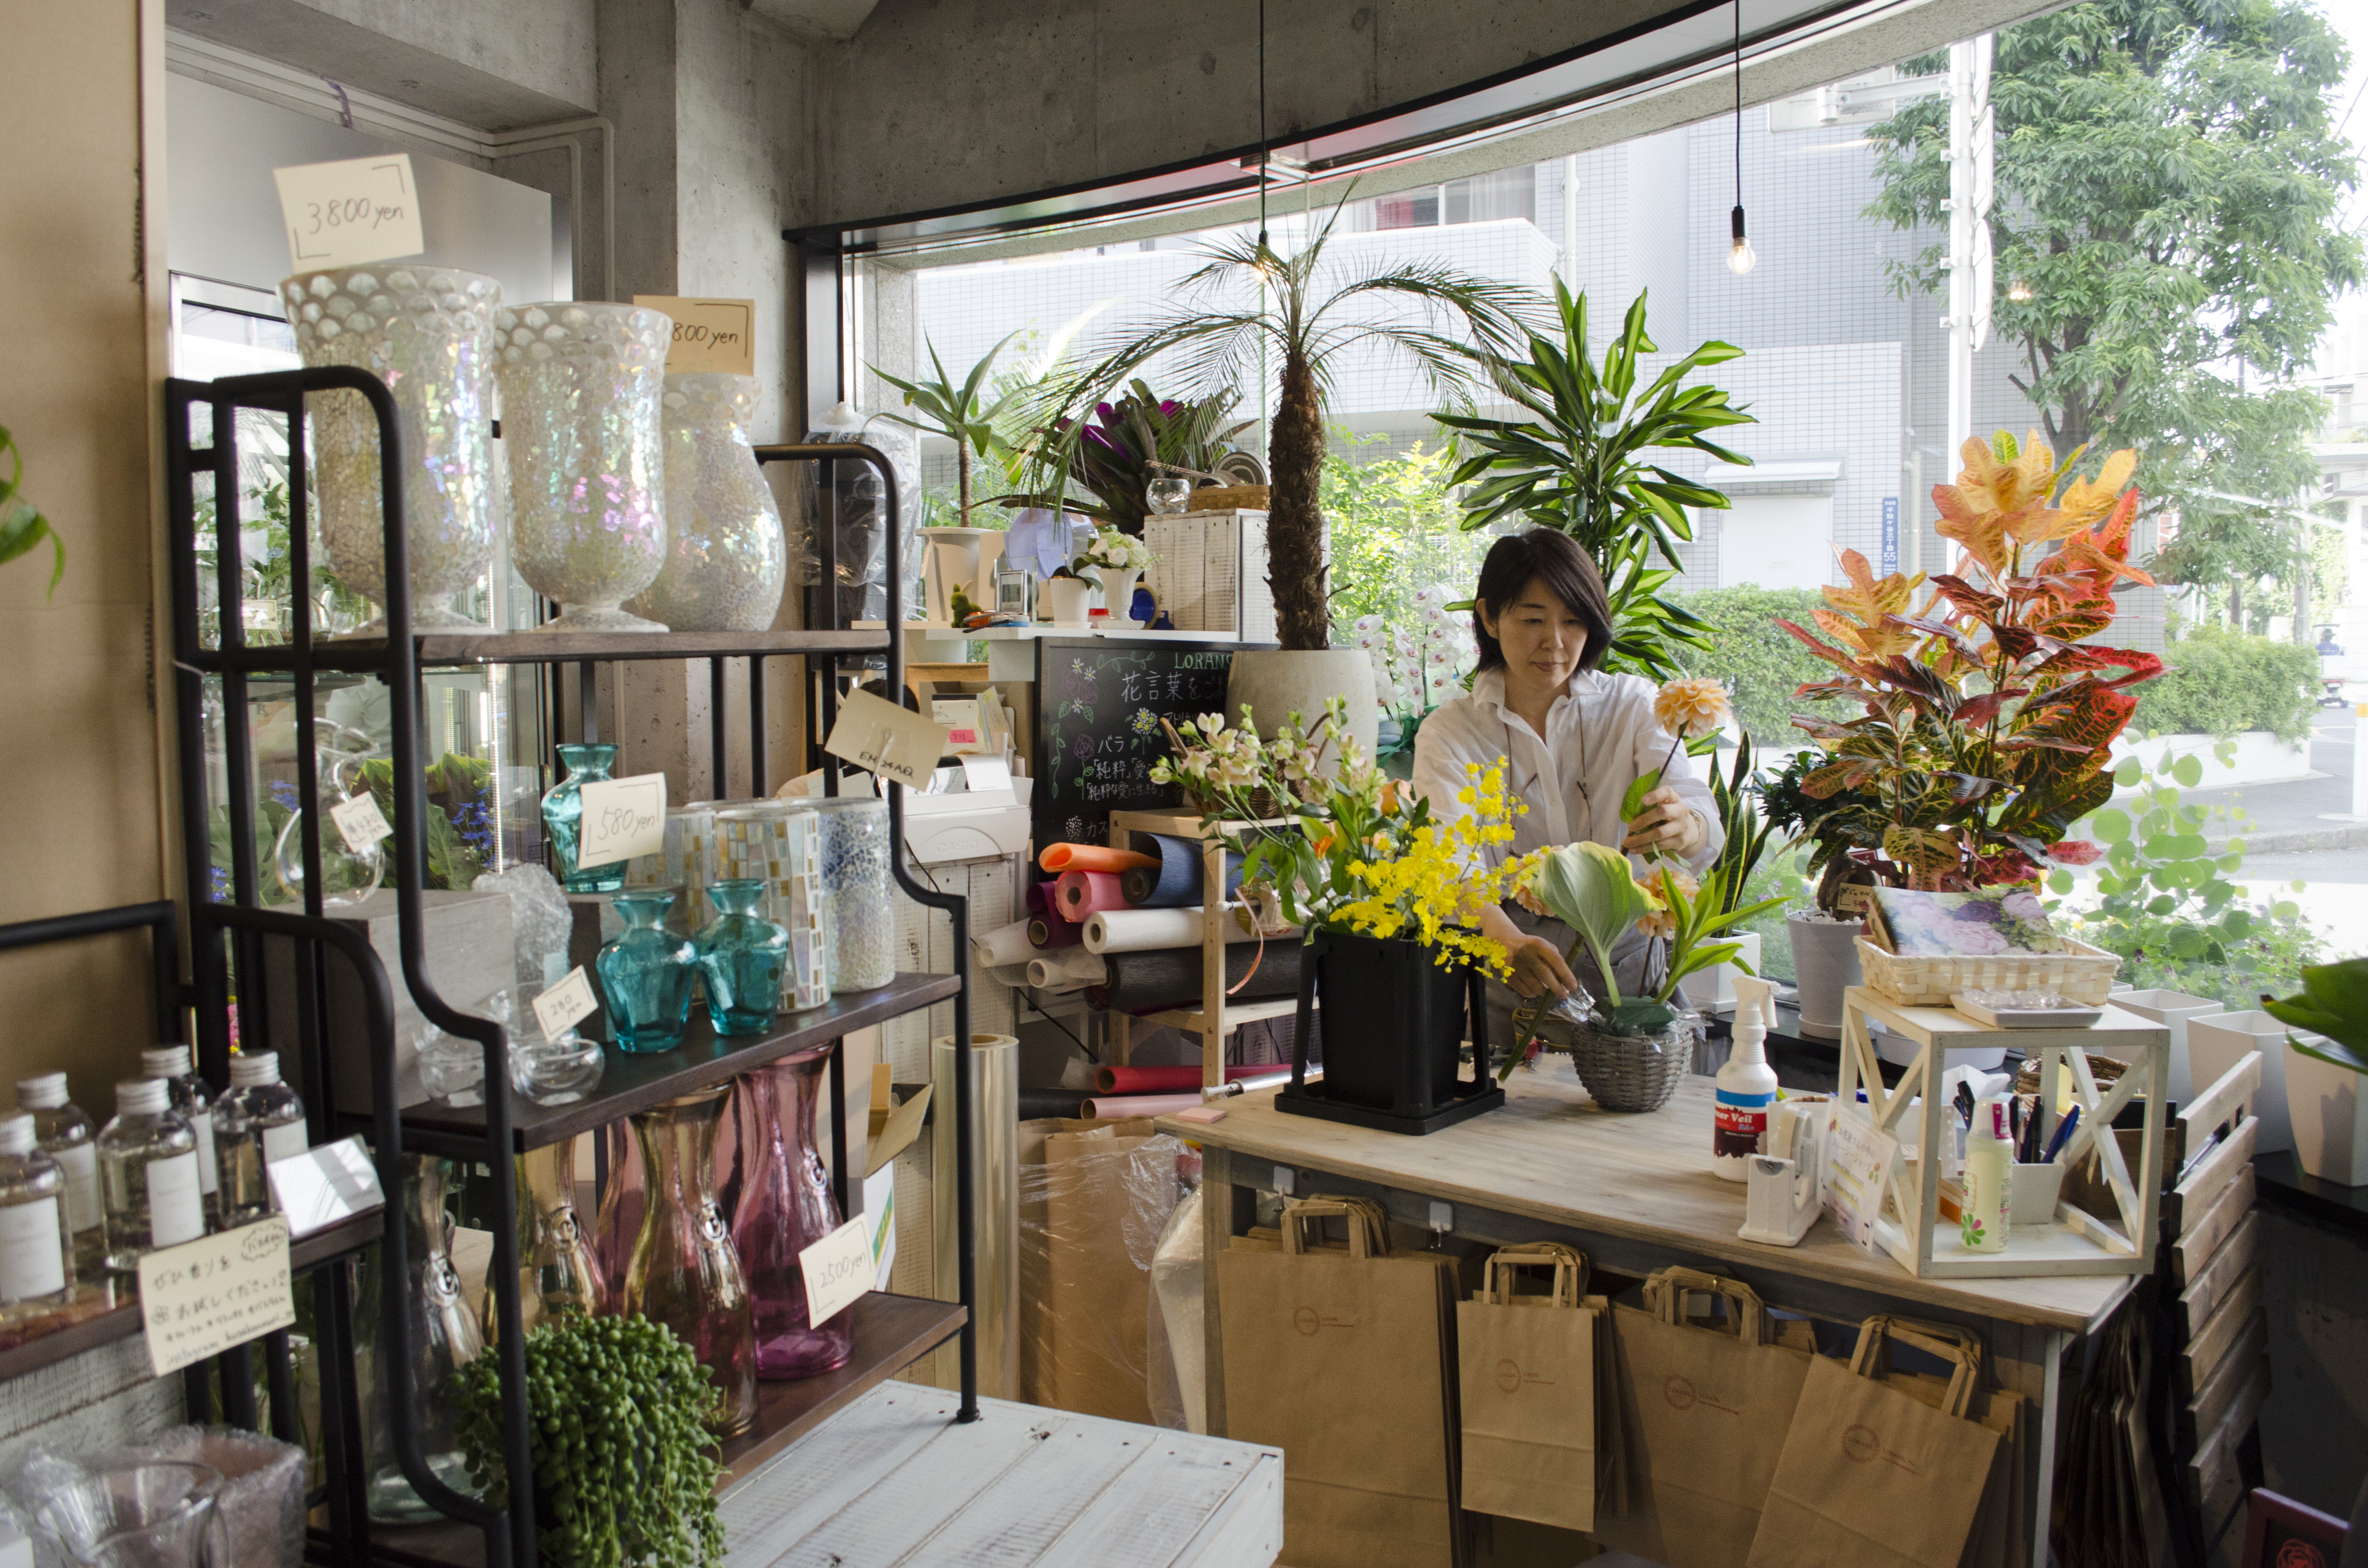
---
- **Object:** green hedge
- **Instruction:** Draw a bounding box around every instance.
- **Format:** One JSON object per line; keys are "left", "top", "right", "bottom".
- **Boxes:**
{"left": 1667, "top": 587, "right": 1839, "bottom": 748}
{"left": 2130, "top": 625, "right": 2318, "bottom": 744}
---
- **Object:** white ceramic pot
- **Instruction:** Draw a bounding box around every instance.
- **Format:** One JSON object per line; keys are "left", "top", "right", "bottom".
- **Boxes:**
{"left": 1094, "top": 566, "right": 1143, "bottom": 626}
{"left": 1787, "top": 913, "right": 1864, "bottom": 1041}
{"left": 1694, "top": 933, "right": 1762, "bottom": 1012}
{"left": 1041, "top": 576, "right": 1093, "bottom": 627}
{"left": 2106, "top": 989, "right": 2221, "bottom": 1102}
{"left": 919, "top": 526, "right": 991, "bottom": 625}
{"left": 1225, "top": 649, "right": 1380, "bottom": 765}
{"left": 2188, "top": 1010, "right": 2319, "bottom": 1153}
{"left": 2284, "top": 1041, "right": 2368, "bottom": 1185}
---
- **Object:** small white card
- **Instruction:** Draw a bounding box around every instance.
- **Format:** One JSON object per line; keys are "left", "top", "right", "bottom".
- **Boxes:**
{"left": 1822, "top": 1109, "right": 1897, "bottom": 1259}
{"left": 798, "top": 1214, "right": 875, "bottom": 1328}
{"left": 137, "top": 1217, "right": 297, "bottom": 1377}
{"left": 631, "top": 296, "right": 758, "bottom": 377}
{"left": 574, "top": 772, "right": 668, "bottom": 869}
{"left": 960, "top": 755, "right": 1013, "bottom": 794}
{"left": 272, "top": 154, "right": 426, "bottom": 271}
{"left": 533, "top": 966, "right": 600, "bottom": 1039}
{"left": 330, "top": 790, "right": 393, "bottom": 854}
{"left": 266, "top": 1135, "right": 384, "bottom": 1238}
{"left": 824, "top": 688, "right": 952, "bottom": 790}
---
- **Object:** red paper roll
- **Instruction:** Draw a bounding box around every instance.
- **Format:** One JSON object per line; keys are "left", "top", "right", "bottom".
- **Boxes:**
{"left": 1094, "top": 1064, "right": 1288, "bottom": 1095}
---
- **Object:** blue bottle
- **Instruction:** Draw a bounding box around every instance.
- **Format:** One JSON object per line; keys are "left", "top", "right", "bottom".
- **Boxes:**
{"left": 542, "top": 743, "right": 626, "bottom": 894}
{"left": 695, "top": 879, "right": 790, "bottom": 1036}
{"left": 597, "top": 892, "right": 697, "bottom": 1052}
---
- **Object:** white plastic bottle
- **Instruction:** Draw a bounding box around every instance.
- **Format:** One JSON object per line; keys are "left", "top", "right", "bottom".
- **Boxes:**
{"left": 1960, "top": 1096, "right": 2012, "bottom": 1253}
{"left": 0, "top": 1112, "right": 73, "bottom": 1316}
{"left": 142, "top": 1045, "right": 219, "bottom": 1219}
{"left": 1714, "top": 973, "right": 1783, "bottom": 1181}
{"left": 16, "top": 1072, "right": 102, "bottom": 1276}
{"left": 98, "top": 1079, "right": 205, "bottom": 1270}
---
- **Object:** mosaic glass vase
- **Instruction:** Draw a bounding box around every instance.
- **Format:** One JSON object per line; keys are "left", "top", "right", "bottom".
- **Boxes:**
{"left": 695, "top": 879, "right": 790, "bottom": 1036}
{"left": 281, "top": 265, "right": 502, "bottom": 633}
{"left": 623, "top": 373, "right": 788, "bottom": 632}
{"left": 494, "top": 302, "right": 672, "bottom": 632}
{"left": 816, "top": 798, "right": 895, "bottom": 992}
{"left": 596, "top": 891, "right": 697, "bottom": 1052}
{"left": 730, "top": 1052, "right": 853, "bottom": 1379}
{"left": 624, "top": 1087, "right": 758, "bottom": 1436}
{"left": 540, "top": 742, "right": 625, "bottom": 894}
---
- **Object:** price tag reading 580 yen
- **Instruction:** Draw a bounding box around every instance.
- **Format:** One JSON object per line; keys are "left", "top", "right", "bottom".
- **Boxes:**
{"left": 330, "top": 791, "right": 393, "bottom": 854}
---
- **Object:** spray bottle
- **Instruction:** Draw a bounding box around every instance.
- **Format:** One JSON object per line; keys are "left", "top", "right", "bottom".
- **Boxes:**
{"left": 1714, "top": 973, "right": 1783, "bottom": 1181}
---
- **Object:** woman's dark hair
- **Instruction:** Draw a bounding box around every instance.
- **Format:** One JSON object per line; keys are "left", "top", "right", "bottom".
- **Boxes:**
{"left": 1470, "top": 529, "right": 1615, "bottom": 673}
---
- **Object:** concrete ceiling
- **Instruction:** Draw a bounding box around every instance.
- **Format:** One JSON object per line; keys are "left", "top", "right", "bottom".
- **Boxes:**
{"left": 743, "top": 0, "right": 881, "bottom": 42}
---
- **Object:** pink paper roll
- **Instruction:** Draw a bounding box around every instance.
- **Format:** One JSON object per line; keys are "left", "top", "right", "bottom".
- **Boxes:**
{"left": 1081, "top": 1091, "right": 1208, "bottom": 1120}
{"left": 1055, "top": 869, "right": 1131, "bottom": 918}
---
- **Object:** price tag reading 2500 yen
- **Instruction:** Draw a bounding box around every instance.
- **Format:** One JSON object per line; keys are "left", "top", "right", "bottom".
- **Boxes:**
{"left": 799, "top": 1216, "right": 875, "bottom": 1328}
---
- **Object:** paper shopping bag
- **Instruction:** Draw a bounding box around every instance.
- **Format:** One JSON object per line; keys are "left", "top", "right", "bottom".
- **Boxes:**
{"left": 1456, "top": 1245, "right": 1599, "bottom": 1533}
{"left": 1219, "top": 1195, "right": 1464, "bottom": 1568}
{"left": 1746, "top": 1316, "right": 2007, "bottom": 1568}
{"left": 1880, "top": 1341, "right": 2031, "bottom": 1568}
{"left": 1591, "top": 1268, "right": 1813, "bottom": 1568}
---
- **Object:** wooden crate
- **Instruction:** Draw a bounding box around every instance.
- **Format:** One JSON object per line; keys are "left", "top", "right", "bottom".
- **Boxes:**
{"left": 1838, "top": 987, "right": 2169, "bottom": 1278}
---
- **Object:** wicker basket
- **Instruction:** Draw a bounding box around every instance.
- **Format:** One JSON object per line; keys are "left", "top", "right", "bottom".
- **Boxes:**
{"left": 1855, "top": 933, "right": 2122, "bottom": 1008}
{"left": 1566, "top": 1023, "right": 1690, "bottom": 1113}
{"left": 1185, "top": 484, "right": 1271, "bottom": 512}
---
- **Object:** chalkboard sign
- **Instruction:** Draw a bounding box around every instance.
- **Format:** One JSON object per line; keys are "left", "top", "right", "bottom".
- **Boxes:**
{"left": 1031, "top": 637, "right": 1269, "bottom": 849}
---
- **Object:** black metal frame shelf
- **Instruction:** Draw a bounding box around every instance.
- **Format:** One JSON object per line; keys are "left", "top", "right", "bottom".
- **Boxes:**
{"left": 163, "top": 367, "right": 977, "bottom": 1568}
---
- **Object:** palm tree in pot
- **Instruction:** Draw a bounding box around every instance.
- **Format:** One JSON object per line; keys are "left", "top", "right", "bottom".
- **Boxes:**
{"left": 1035, "top": 198, "right": 1537, "bottom": 744}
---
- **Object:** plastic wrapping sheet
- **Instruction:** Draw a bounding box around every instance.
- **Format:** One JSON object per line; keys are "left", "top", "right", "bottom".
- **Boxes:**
{"left": 1147, "top": 1185, "right": 1204, "bottom": 1432}
{"left": 474, "top": 863, "right": 572, "bottom": 991}
{"left": 1, "top": 1424, "right": 307, "bottom": 1568}
{"left": 785, "top": 419, "right": 921, "bottom": 625}
{"left": 1017, "top": 1118, "right": 1188, "bottom": 1425}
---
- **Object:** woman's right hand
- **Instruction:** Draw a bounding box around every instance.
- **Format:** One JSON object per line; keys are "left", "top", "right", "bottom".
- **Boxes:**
{"left": 1504, "top": 934, "right": 1580, "bottom": 1000}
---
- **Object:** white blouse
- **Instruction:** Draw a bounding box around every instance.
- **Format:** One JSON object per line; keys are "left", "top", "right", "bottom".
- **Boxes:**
{"left": 1410, "top": 665, "right": 1724, "bottom": 875}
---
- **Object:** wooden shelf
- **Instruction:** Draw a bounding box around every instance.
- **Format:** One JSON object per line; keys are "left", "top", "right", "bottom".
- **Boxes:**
{"left": 194, "top": 626, "right": 890, "bottom": 676}
{"left": 715, "top": 1292, "right": 969, "bottom": 1490}
{"left": 1133, "top": 995, "right": 1301, "bottom": 1034}
{"left": 0, "top": 1209, "right": 384, "bottom": 1384}
{"left": 395, "top": 973, "right": 962, "bottom": 1152}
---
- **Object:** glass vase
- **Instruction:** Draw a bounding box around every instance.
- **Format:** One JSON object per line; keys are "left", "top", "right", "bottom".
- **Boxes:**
{"left": 593, "top": 1117, "right": 643, "bottom": 1305}
{"left": 272, "top": 720, "right": 385, "bottom": 908}
{"left": 623, "top": 374, "right": 788, "bottom": 632}
{"left": 731, "top": 1052, "right": 853, "bottom": 1379}
{"left": 624, "top": 1087, "right": 758, "bottom": 1436}
{"left": 696, "top": 879, "right": 790, "bottom": 1036}
{"left": 280, "top": 265, "right": 502, "bottom": 632}
{"left": 597, "top": 892, "right": 698, "bottom": 1051}
{"left": 815, "top": 798, "right": 895, "bottom": 992}
{"left": 481, "top": 1134, "right": 605, "bottom": 1344}
{"left": 541, "top": 743, "right": 626, "bottom": 894}
{"left": 362, "top": 1158, "right": 482, "bottom": 1523}
{"left": 495, "top": 302, "right": 672, "bottom": 632}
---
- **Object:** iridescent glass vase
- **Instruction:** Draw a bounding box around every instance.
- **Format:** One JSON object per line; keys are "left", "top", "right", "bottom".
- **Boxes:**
{"left": 494, "top": 302, "right": 672, "bottom": 632}
{"left": 624, "top": 1087, "right": 758, "bottom": 1436}
{"left": 481, "top": 1134, "right": 605, "bottom": 1345}
{"left": 597, "top": 892, "right": 697, "bottom": 1052}
{"left": 281, "top": 265, "right": 502, "bottom": 632}
{"left": 730, "top": 1053, "right": 852, "bottom": 1379}
{"left": 696, "top": 879, "right": 789, "bottom": 1036}
{"left": 624, "top": 374, "right": 788, "bottom": 631}
{"left": 540, "top": 743, "right": 625, "bottom": 894}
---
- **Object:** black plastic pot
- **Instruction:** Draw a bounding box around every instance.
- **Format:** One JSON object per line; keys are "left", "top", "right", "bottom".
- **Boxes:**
{"left": 1277, "top": 929, "right": 1504, "bottom": 1134}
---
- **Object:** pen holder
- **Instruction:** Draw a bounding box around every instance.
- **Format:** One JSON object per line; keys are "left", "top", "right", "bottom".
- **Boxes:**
{"left": 2010, "top": 1161, "right": 2066, "bottom": 1227}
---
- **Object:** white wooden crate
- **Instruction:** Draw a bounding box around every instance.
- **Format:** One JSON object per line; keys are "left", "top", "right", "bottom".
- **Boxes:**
{"left": 1143, "top": 510, "right": 1280, "bottom": 644}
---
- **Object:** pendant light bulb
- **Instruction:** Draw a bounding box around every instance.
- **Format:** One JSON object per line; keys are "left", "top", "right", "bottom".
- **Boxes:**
{"left": 1727, "top": 205, "right": 1758, "bottom": 275}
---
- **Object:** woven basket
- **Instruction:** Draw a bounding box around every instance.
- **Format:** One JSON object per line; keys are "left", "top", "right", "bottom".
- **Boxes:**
{"left": 1186, "top": 485, "right": 1270, "bottom": 512}
{"left": 1855, "top": 933, "right": 2122, "bottom": 1008}
{"left": 1566, "top": 1023, "right": 1690, "bottom": 1113}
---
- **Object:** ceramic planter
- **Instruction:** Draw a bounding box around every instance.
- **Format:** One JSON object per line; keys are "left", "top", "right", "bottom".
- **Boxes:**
{"left": 1225, "top": 649, "right": 1379, "bottom": 766}
{"left": 1040, "top": 576, "right": 1092, "bottom": 627}
{"left": 2106, "top": 989, "right": 2220, "bottom": 1102}
{"left": 1693, "top": 932, "right": 1762, "bottom": 1013}
{"left": 1786, "top": 913, "right": 1863, "bottom": 1041}
{"left": 1094, "top": 566, "right": 1143, "bottom": 625}
{"left": 2283, "top": 1042, "right": 2368, "bottom": 1185}
{"left": 2188, "top": 1010, "right": 2321, "bottom": 1153}
{"left": 918, "top": 526, "right": 991, "bottom": 625}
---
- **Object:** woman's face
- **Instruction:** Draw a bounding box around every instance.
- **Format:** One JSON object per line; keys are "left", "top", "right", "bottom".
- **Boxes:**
{"left": 1479, "top": 579, "right": 1590, "bottom": 695}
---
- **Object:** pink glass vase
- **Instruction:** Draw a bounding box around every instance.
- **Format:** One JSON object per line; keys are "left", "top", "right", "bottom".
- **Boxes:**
{"left": 730, "top": 1049, "right": 854, "bottom": 1379}
{"left": 622, "top": 1086, "right": 759, "bottom": 1435}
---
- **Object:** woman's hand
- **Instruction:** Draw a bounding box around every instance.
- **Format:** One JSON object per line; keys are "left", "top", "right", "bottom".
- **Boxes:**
{"left": 1504, "top": 933, "right": 1580, "bottom": 1001}
{"left": 1623, "top": 785, "right": 1706, "bottom": 858}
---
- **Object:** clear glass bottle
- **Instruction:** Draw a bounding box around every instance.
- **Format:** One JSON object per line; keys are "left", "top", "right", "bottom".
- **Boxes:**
{"left": 18, "top": 1073, "right": 104, "bottom": 1277}
{"left": 98, "top": 1080, "right": 205, "bottom": 1271}
{"left": 214, "top": 1052, "right": 307, "bottom": 1225}
{"left": 362, "top": 1157, "right": 484, "bottom": 1522}
{"left": 624, "top": 1086, "right": 758, "bottom": 1435}
{"left": 141, "top": 1046, "right": 220, "bottom": 1223}
{"left": 0, "top": 1112, "right": 73, "bottom": 1319}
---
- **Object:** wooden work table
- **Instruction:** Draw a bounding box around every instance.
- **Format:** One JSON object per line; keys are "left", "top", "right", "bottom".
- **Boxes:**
{"left": 1161, "top": 1067, "right": 2137, "bottom": 1568}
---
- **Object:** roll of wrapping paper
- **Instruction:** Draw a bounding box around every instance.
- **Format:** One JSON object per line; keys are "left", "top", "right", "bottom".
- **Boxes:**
{"left": 1083, "top": 905, "right": 1269, "bottom": 954}
{"left": 1121, "top": 833, "right": 1245, "bottom": 908}
{"left": 1080, "top": 1091, "right": 1207, "bottom": 1120}
{"left": 1025, "top": 948, "right": 1108, "bottom": 990}
{"left": 1018, "top": 1089, "right": 1093, "bottom": 1121}
{"left": 1086, "top": 939, "right": 1302, "bottom": 1013}
{"left": 1055, "top": 869, "right": 1131, "bottom": 919}
{"left": 1027, "top": 914, "right": 1082, "bottom": 948}
{"left": 972, "top": 918, "right": 1037, "bottom": 969}
{"left": 1026, "top": 879, "right": 1060, "bottom": 920}
{"left": 1094, "top": 1064, "right": 1291, "bottom": 1094}
{"left": 1038, "top": 842, "right": 1159, "bottom": 874}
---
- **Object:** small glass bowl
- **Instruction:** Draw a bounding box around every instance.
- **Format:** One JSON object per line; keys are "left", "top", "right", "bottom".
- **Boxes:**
{"left": 511, "top": 1029, "right": 604, "bottom": 1105}
{"left": 1145, "top": 477, "right": 1194, "bottom": 514}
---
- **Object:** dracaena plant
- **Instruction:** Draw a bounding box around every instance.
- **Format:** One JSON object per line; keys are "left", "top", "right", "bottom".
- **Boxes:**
{"left": 1774, "top": 430, "right": 2162, "bottom": 909}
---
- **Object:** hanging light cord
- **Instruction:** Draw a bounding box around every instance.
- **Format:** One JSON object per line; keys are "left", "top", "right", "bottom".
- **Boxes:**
{"left": 1258, "top": 0, "right": 1270, "bottom": 251}
{"left": 1733, "top": 0, "right": 1743, "bottom": 206}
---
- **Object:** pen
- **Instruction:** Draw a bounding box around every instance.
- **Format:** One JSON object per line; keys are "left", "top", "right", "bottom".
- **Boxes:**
{"left": 2042, "top": 1103, "right": 2082, "bottom": 1164}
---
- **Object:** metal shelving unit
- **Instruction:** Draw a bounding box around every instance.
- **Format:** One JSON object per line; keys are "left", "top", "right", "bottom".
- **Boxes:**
{"left": 164, "top": 367, "right": 977, "bottom": 1568}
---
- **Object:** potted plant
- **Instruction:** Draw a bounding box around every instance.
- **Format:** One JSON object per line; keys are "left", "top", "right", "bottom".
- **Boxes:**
{"left": 1038, "top": 564, "right": 1092, "bottom": 627}
{"left": 1019, "top": 380, "right": 1258, "bottom": 534}
{"left": 1694, "top": 733, "right": 1790, "bottom": 1008}
{"left": 451, "top": 1314, "right": 725, "bottom": 1568}
{"left": 873, "top": 331, "right": 1024, "bottom": 621}
{"left": 1439, "top": 282, "right": 1756, "bottom": 679}
{"left": 1075, "top": 525, "right": 1155, "bottom": 625}
{"left": 1041, "top": 196, "right": 1536, "bottom": 751}
{"left": 2262, "top": 959, "right": 2368, "bottom": 1184}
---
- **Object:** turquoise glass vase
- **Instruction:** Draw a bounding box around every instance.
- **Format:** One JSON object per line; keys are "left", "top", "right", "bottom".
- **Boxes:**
{"left": 596, "top": 892, "right": 696, "bottom": 1052}
{"left": 695, "top": 879, "right": 789, "bottom": 1036}
{"left": 542, "top": 742, "right": 625, "bottom": 894}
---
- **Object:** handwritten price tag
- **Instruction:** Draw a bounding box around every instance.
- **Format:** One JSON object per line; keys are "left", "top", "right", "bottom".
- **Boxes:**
{"left": 533, "top": 967, "right": 600, "bottom": 1040}
{"left": 330, "top": 791, "right": 393, "bottom": 854}
{"left": 631, "top": 296, "right": 757, "bottom": 377}
{"left": 824, "top": 688, "right": 952, "bottom": 791}
{"left": 798, "top": 1215, "right": 874, "bottom": 1328}
{"left": 137, "top": 1217, "right": 296, "bottom": 1377}
{"left": 1822, "top": 1108, "right": 1898, "bottom": 1260}
{"left": 573, "top": 773, "right": 668, "bottom": 870}
{"left": 272, "top": 154, "right": 426, "bottom": 271}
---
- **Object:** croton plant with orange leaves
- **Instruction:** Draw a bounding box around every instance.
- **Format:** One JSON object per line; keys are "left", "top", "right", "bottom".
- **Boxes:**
{"left": 1771, "top": 429, "right": 2162, "bottom": 908}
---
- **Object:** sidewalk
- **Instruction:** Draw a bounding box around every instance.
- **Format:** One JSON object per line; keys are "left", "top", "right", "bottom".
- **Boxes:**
{"left": 2180, "top": 706, "right": 2365, "bottom": 852}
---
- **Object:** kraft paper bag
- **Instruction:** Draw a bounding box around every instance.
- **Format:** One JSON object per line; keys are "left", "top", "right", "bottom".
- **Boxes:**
{"left": 1592, "top": 1268, "right": 1813, "bottom": 1568}
{"left": 1746, "top": 1317, "right": 2006, "bottom": 1568}
{"left": 1882, "top": 1350, "right": 2030, "bottom": 1568}
{"left": 1456, "top": 1245, "right": 1599, "bottom": 1533}
{"left": 1219, "top": 1195, "right": 1463, "bottom": 1568}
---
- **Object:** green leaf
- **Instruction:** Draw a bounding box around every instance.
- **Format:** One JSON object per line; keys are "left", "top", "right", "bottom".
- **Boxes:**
{"left": 2172, "top": 755, "right": 2204, "bottom": 788}
{"left": 1620, "top": 767, "right": 1664, "bottom": 822}
{"left": 2114, "top": 758, "right": 2142, "bottom": 787}
{"left": 0, "top": 496, "right": 62, "bottom": 599}
{"left": 2093, "top": 807, "right": 2132, "bottom": 844}
{"left": 2047, "top": 869, "right": 2075, "bottom": 894}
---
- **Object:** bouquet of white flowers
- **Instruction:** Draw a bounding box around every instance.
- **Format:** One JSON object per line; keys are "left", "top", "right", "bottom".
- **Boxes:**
{"left": 1074, "top": 526, "right": 1154, "bottom": 573}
